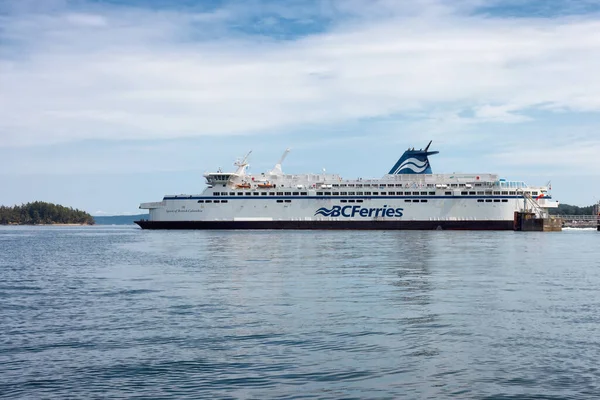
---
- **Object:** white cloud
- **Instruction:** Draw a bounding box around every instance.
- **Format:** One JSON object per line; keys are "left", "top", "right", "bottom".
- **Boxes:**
{"left": 65, "top": 13, "right": 107, "bottom": 27}
{"left": 0, "top": 0, "right": 600, "bottom": 148}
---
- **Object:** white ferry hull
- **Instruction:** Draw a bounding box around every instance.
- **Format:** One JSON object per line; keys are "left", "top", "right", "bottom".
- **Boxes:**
{"left": 136, "top": 196, "right": 528, "bottom": 230}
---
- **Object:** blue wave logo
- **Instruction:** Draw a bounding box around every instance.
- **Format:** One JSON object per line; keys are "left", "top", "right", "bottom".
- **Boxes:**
{"left": 315, "top": 207, "right": 335, "bottom": 216}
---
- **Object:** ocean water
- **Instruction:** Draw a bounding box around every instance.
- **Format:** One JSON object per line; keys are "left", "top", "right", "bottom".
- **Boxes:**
{"left": 1, "top": 226, "right": 599, "bottom": 399}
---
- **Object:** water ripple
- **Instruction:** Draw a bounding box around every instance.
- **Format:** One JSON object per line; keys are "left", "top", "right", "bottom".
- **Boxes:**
{"left": 1, "top": 227, "right": 599, "bottom": 399}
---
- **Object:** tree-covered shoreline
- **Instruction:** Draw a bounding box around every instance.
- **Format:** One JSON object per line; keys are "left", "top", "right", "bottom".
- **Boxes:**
{"left": 549, "top": 203, "right": 597, "bottom": 216}
{"left": 0, "top": 202, "right": 94, "bottom": 225}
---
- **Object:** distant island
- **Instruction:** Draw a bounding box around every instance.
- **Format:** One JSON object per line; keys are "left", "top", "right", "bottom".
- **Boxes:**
{"left": 549, "top": 203, "right": 598, "bottom": 216}
{"left": 0, "top": 201, "right": 94, "bottom": 225}
{"left": 93, "top": 214, "right": 148, "bottom": 225}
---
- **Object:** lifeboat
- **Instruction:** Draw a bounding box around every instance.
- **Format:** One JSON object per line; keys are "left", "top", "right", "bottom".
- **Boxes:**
{"left": 257, "top": 183, "right": 275, "bottom": 188}
{"left": 236, "top": 183, "right": 251, "bottom": 189}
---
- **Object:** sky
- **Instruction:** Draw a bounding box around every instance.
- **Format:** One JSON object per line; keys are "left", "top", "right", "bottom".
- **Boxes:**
{"left": 1, "top": 0, "right": 600, "bottom": 214}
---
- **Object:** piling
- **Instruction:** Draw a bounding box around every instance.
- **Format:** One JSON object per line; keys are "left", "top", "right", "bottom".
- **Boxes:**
{"left": 514, "top": 211, "right": 562, "bottom": 232}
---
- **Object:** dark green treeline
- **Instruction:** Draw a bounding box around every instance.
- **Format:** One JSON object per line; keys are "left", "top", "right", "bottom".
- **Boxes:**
{"left": 549, "top": 203, "right": 597, "bottom": 216}
{"left": 0, "top": 201, "right": 94, "bottom": 225}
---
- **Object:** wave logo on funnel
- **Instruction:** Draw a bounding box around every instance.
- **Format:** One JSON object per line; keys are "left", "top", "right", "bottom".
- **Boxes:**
{"left": 387, "top": 141, "right": 439, "bottom": 175}
{"left": 394, "top": 157, "right": 429, "bottom": 173}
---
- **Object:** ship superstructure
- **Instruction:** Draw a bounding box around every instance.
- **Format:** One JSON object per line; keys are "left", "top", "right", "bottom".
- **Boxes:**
{"left": 136, "top": 142, "right": 558, "bottom": 230}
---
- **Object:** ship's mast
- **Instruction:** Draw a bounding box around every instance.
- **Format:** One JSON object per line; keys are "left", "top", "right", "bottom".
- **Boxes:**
{"left": 234, "top": 151, "right": 252, "bottom": 176}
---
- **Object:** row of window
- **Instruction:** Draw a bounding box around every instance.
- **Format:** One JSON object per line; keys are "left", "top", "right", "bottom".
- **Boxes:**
{"left": 328, "top": 183, "right": 491, "bottom": 188}
{"left": 198, "top": 200, "right": 229, "bottom": 204}
{"left": 478, "top": 199, "right": 509, "bottom": 203}
{"left": 198, "top": 199, "right": 295, "bottom": 204}
{"left": 214, "top": 192, "right": 308, "bottom": 196}
{"left": 213, "top": 190, "right": 537, "bottom": 197}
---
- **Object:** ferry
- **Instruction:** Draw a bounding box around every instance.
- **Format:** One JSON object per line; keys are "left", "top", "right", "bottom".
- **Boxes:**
{"left": 135, "top": 142, "right": 558, "bottom": 230}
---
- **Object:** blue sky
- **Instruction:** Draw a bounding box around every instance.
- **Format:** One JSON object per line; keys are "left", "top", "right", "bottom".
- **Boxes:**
{"left": 1, "top": 0, "right": 600, "bottom": 214}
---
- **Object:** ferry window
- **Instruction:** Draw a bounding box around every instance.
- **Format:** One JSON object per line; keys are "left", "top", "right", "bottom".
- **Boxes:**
{"left": 205, "top": 200, "right": 212, "bottom": 203}
{"left": 469, "top": 191, "right": 476, "bottom": 195}
{"left": 509, "top": 191, "right": 516, "bottom": 195}
{"left": 276, "top": 199, "right": 283, "bottom": 203}
{"left": 324, "top": 192, "right": 331, "bottom": 196}
{"left": 420, "top": 191, "right": 427, "bottom": 195}
{"left": 502, "top": 199, "right": 508, "bottom": 202}
{"left": 269, "top": 192, "right": 275, "bottom": 196}
{"left": 387, "top": 184, "right": 394, "bottom": 187}
{"left": 372, "top": 192, "right": 378, "bottom": 195}
{"left": 356, "top": 184, "right": 363, "bottom": 188}
{"left": 341, "top": 200, "right": 347, "bottom": 203}
{"left": 459, "top": 184, "right": 465, "bottom": 187}
{"left": 485, "top": 199, "right": 492, "bottom": 202}
{"left": 332, "top": 184, "right": 339, "bottom": 187}
{"left": 214, "top": 192, "right": 220, "bottom": 196}
{"left": 348, "top": 192, "right": 355, "bottom": 195}
{"left": 412, "top": 192, "right": 419, "bottom": 195}
{"left": 340, "top": 192, "right": 348, "bottom": 195}
{"left": 501, "top": 191, "right": 508, "bottom": 195}
{"left": 429, "top": 192, "right": 435, "bottom": 195}
{"left": 493, "top": 191, "right": 501, "bottom": 195}
{"left": 494, "top": 199, "right": 500, "bottom": 202}
{"left": 532, "top": 191, "right": 538, "bottom": 196}
{"left": 301, "top": 192, "right": 307, "bottom": 196}
{"left": 214, "top": 200, "right": 220, "bottom": 203}
{"left": 388, "top": 191, "right": 395, "bottom": 195}
{"left": 348, "top": 184, "right": 355, "bottom": 187}
{"left": 445, "top": 191, "right": 452, "bottom": 195}
{"left": 221, "top": 200, "right": 228, "bottom": 203}
{"left": 253, "top": 192, "right": 259, "bottom": 196}
{"left": 237, "top": 193, "right": 243, "bottom": 196}
{"left": 277, "top": 192, "right": 284, "bottom": 195}
{"left": 395, "top": 184, "right": 403, "bottom": 187}
{"left": 292, "top": 192, "right": 299, "bottom": 196}
{"left": 229, "top": 192, "right": 235, "bottom": 196}
{"left": 245, "top": 193, "right": 252, "bottom": 196}
{"left": 477, "top": 199, "right": 484, "bottom": 203}
{"left": 477, "top": 191, "right": 484, "bottom": 195}
{"left": 284, "top": 200, "right": 291, "bottom": 203}
{"left": 348, "top": 200, "right": 355, "bottom": 203}
{"left": 405, "top": 199, "right": 411, "bottom": 202}
{"left": 421, "top": 199, "right": 428, "bottom": 203}
{"left": 461, "top": 191, "right": 468, "bottom": 195}
{"left": 475, "top": 183, "right": 482, "bottom": 187}
{"left": 261, "top": 193, "right": 267, "bottom": 196}
{"left": 356, "top": 199, "right": 363, "bottom": 203}
{"left": 197, "top": 200, "right": 204, "bottom": 203}
{"left": 316, "top": 192, "right": 323, "bottom": 196}
{"left": 340, "top": 184, "right": 347, "bottom": 187}
{"left": 332, "top": 192, "right": 339, "bottom": 196}
{"left": 284, "top": 192, "right": 291, "bottom": 195}
{"left": 364, "top": 192, "right": 371, "bottom": 195}
{"left": 222, "top": 192, "right": 229, "bottom": 196}
{"left": 380, "top": 192, "right": 386, "bottom": 195}
{"left": 451, "top": 184, "right": 458, "bottom": 188}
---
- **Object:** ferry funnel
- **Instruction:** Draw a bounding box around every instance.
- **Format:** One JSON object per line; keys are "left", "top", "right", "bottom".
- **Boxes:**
{"left": 388, "top": 141, "right": 439, "bottom": 174}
